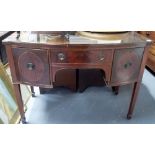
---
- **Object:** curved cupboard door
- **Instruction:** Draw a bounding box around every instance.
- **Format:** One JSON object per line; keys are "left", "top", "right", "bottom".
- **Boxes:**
{"left": 111, "top": 48, "right": 144, "bottom": 85}
{"left": 12, "top": 47, "right": 50, "bottom": 86}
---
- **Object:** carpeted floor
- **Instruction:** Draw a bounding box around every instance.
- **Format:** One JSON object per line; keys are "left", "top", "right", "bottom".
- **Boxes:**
{"left": 25, "top": 69, "right": 155, "bottom": 124}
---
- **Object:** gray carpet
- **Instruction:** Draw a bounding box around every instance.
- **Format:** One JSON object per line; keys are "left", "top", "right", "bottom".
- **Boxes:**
{"left": 26, "top": 83, "right": 155, "bottom": 124}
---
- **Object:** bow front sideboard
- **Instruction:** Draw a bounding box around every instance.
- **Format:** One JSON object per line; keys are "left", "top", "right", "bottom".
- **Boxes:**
{"left": 3, "top": 32, "right": 151, "bottom": 123}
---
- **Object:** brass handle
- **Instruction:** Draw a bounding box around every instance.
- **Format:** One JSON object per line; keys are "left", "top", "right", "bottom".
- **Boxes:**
{"left": 26, "top": 63, "right": 35, "bottom": 70}
{"left": 100, "top": 57, "right": 104, "bottom": 61}
{"left": 99, "top": 53, "right": 104, "bottom": 61}
{"left": 58, "top": 53, "right": 65, "bottom": 61}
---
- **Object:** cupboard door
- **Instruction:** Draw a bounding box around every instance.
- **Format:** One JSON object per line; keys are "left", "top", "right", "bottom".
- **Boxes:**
{"left": 111, "top": 48, "right": 144, "bottom": 84}
{"left": 12, "top": 47, "right": 50, "bottom": 85}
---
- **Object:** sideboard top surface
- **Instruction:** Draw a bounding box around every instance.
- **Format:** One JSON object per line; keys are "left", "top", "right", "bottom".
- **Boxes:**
{"left": 3, "top": 31, "right": 152, "bottom": 47}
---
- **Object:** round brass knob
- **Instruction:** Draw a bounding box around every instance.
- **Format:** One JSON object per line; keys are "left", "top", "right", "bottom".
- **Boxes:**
{"left": 100, "top": 57, "right": 104, "bottom": 61}
{"left": 58, "top": 53, "right": 65, "bottom": 61}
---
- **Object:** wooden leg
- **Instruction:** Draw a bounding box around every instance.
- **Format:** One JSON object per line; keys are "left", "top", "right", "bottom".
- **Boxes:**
{"left": 30, "top": 86, "right": 35, "bottom": 97}
{"left": 126, "top": 46, "right": 150, "bottom": 119}
{"left": 112, "top": 86, "right": 120, "bottom": 95}
{"left": 127, "top": 82, "right": 141, "bottom": 119}
{"left": 13, "top": 84, "right": 26, "bottom": 124}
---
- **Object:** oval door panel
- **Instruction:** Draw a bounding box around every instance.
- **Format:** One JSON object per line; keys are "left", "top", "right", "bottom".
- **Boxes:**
{"left": 115, "top": 52, "right": 139, "bottom": 80}
{"left": 18, "top": 52, "right": 45, "bottom": 82}
{"left": 12, "top": 47, "right": 50, "bottom": 85}
{"left": 111, "top": 48, "right": 144, "bottom": 84}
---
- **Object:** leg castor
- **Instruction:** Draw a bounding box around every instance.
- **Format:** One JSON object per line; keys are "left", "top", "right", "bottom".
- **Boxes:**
{"left": 112, "top": 86, "right": 119, "bottom": 95}
{"left": 32, "top": 93, "right": 35, "bottom": 97}
{"left": 127, "top": 114, "right": 132, "bottom": 120}
{"left": 30, "top": 86, "right": 35, "bottom": 97}
{"left": 114, "top": 91, "right": 119, "bottom": 95}
{"left": 21, "top": 117, "right": 27, "bottom": 124}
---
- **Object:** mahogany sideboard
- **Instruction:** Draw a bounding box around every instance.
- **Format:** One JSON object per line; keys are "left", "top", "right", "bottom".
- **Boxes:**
{"left": 3, "top": 31, "right": 151, "bottom": 123}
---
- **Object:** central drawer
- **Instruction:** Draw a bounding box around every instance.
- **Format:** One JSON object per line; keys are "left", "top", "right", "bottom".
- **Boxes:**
{"left": 50, "top": 48, "right": 113, "bottom": 64}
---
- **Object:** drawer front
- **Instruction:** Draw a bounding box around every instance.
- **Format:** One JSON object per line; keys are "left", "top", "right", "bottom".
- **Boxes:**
{"left": 51, "top": 49, "right": 113, "bottom": 64}
{"left": 111, "top": 48, "right": 144, "bottom": 84}
{"left": 12, "top": 47, "right": 50, "bottom": 85}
